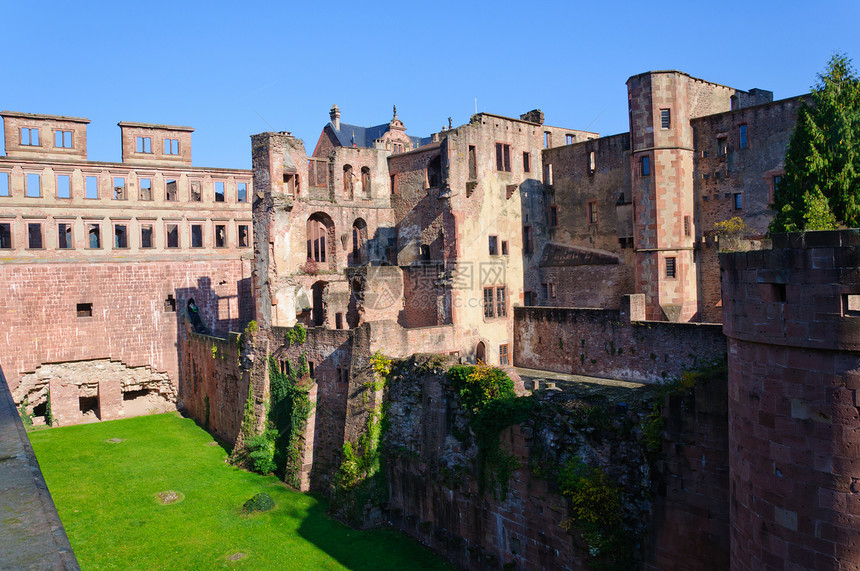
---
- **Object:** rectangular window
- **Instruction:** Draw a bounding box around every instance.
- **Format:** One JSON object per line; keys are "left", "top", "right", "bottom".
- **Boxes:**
{"left": 215, "top": 181, "right": 225, "bottom": 202}
{"left": 543, "top": 163, "right": 553, "bottom": 185}
{"left": 0, "top": 223, "right": 11, "bottom": 248}
{"left": 113, "top": 177, "right": 126, "bottom": 200}
{"left": 140, "top": 224, "right": 153, "bottom": 249}
{"left": 588, "top": 151, "right": 596, "bottom": 173}
{"left": 495, "top": 143, "right": 511, "bottom": 172}
{"left": 489, "top": 235, "right": 498, "bottom": 256}
{"left": 684, "top": 215, "right": 691, "bottom": 237}
{"left": 86, "top": 176, "right": 99, "bottom": 199}
{"left": 166, "top": 224, "right": 179, "bottom": 248}
{"left": 523, "top": 152, "right": 531, "bottom": 173}
{"left": 501, "top": 240, "right": 508, "bottom": 255}
{"left": 166, "top": 179, "right": 177, "bottom": 201}
{"left": 28, "top": 223, "right": 43, "bottom": 249}
{"left": 523, "top": 226, "right": 532, "bottom": 255}
{"left": 640, "top": 156, "right": 650, "bottom": 176}
{"left": 550, "top": 205, "right": 558, "bottom": 227}
{"left": 88, "top": 224, "right": 101, "bottom": 249}
{"left": 58, "top": 222, "right": 72, "bottom": 249}
{"left": 524, "top": 291, "right": 533, "bottom": 306}
{"left": 666, "top": 256, "right": 676, "bottom": 278}
{"left": 0, "top": 172, "right": 9, "bottom": 196}
{"left": 114, "top": 224, "right": 128, "bottom": 249}
{"left": 468, "top": 145, "right": 477, "bottom": 179}
{"left": 238, "top": 224, "right": 249, "bottom": 248}
{"left": 717, "top": 137, "right": 728, "bottom": 157}
{"left": 215, "top": 224, "right": 226, "bottom": 248}
{"left": 164, "top": 138, "right": 179, "bottom": 155}
{"left": 549, "top": 283, "right": 557, "bottom": 299}
{"left": 390, "top": 175, "right": 397, "bottom": 195}
{"left": 26, "top": 173, "right": 41, "bottom": 197}
{"left": 140, "top": 178, "right": 152, "bottom": 200}
{"left": 499, "top": 344, "right": 509, "bottom": 366}
{"left": 739, "top": 124, "right": 748, "bottom": 149}
{"left": 660, "top": 109, "right": 671, "bottom": 129}
{"left": 55, "top": 130, "right": 72, "bottom": 148}
{"left": 734, "top": 193, "right": 743, "bottom": 210}
{"left": 76, "top": 303, "right": 93, "bottom": 318}
{"left": 483, "top": 287, "right": 495, "bottom": 319}
{"left": 544, "top": 132, "right": 551, "bottom": 148}
{"left": 237, "top": 182, "right": 247, "bottom": 203}
{"left": 21, "top": 127, "right": 39, "bottom": 146}
{"left": 565, "top": 134, "right": 575, "bottom": 145}
{"left": 496, "top": 286, "right": 506, "bottom": 317}
{"left": 57, "top": 174, "right": 71, "bottom": 198}
{"left": 191, "top": 224, "right": 203, "bottom": 248}
{"left": 588, "top": 202, "right": 598, "bottom": 224}
{"left": 190, "top": 180, "right": 201, "bottom": 202}
{"left": 541, "top": 283, "right": 549, "bottom": 300}
{"left": 136, "top": 136, "right": 152, "bottom": 153}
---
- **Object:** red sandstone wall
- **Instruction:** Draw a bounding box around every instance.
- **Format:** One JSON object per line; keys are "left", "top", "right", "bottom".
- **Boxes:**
{"left": 513, "top": 305, "right": 726, "bottom": 383}
{"left": 0, "top": 259, "right": 252, "bottom": 396}
{"left": 722, "top": 230, "right": 860, "bottom": 570}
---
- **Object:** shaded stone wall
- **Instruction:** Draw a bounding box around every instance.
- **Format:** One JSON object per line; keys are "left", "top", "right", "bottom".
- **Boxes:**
{"left": 721, "top": 230, "right": 860, "bottom": 570}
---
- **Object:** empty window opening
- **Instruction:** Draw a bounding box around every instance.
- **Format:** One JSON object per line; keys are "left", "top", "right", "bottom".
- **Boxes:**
{"left": 55, "top": 130, "right": 73, "bottom": 148}
{"left": 495, "top": 143, "right": 511, "bottom": 172}
{"left": 88, "top": 224, "right": 101, "bottom": 248}
{"left": 26, "top": 173, "right": 41, "bottom": 197}
{"left": 215, "top": 224, "right": 226, "bottom": 248}
{"left": 524, "top": 291, "right": 533, "bottom": 306}
{"left": 307, "top": 217, "right": 329, "bottom": 263}
{"left": 86, "top": 176, "right": 99, "bottom": 199}
{"left": 588, "top": 151, "right": 596, "bottom": 173}
{"left": 335, "top": 312, "right": 344, "bottom": 330}
{"left": 28, "top": 223, "right": 43, "bottom": 249}
{"left": 550, "top": 283, "right": 557, "bottom": 299}
{"left": 499, "top": 344, "right": 509, "bottom": 365}
{"left": 660, "top": 109, "right": 671, "bottom": 129}
{"left": 0, "top": 223, "right": 12, "bottom": 249}
{"left": 165, "top": 294, "right": 176, "bottom": 312}
{"left": 543, "top": 163, "right": 553, "bottom": 185}
{"left": 550, "top": 205, "right": 559, "bottom": 227}
{"left": 543, "top": 132, "right": 551, "bottom": 148}
{"left": 468, "top": 145, "right": 477, "bottom": 179}
{"left": 501, "top": 240, "right": 509, "bottom": 255}
{"left": 164, "top": 138, "right": 179, "bottom": 155}
{"left": 166, "top": 179, "right": 177, "bottom": 201}
{"left": 523, "top": 151, "right": 531, "bottom": 173}
{"left": 343, "top": 165, "right": 354, "bottom": 199}
{"left": 114, "top": 224, "right": 128, "bottom": 249}
{"left": 565, "top": 134, "right": 575, "bottom": 145}
{"left": 739, "top": 124, "right": 748, "bottom": 149}
{"left": 361, "top": 167, "right": 372, "bottom": 197}
{"left": 844, "top": 294, "right": 860, "bottom": 316}
{"left": 390, "top": 174, "right": 397, "bottom": 195}
{"left": 166, "top": 224, "right": 179, "bottom": 248}
{"left": 140, "top": 224, "right": 153, "bottom": 249}
{"left": 308, "top": 361, "right": 315, "bottom": 378}
{"left": 734, "top": 193, "right": 743, "bottom": 210}
{"left": 684, "top": 215, "right": 691, "bottom": 237}
{"left": 420, "top": 244, "right": 431, "bottom": 261}
{"left": 190, "top": 180, "right": 201, "bottom": 202}
{"left": 123, "top": 389, "right": 151, "bottom": 402}
{"left": 57, "top": 174, "right": 71, "bottom": 198}
{"left": 79, "top": 396, "right": 99, "bottom": 417}
{"left": 523, "top": 226, "right": 532, "bottom": 255}
{"left": 640, "top": 156, "right": 650, "bottom": 176}
{"left": 237, "top": 182, "right": 247, "bottom": 202}
{"left": 588, "top": 202, "right": 598, "bottom": 224}
{"left": 489, "top": 235, "right": 498, "bottom": 256}
{"left": 717, "top": 137, "right": 728, "bottom": 157}
{"left": 77, "top": 303, "right": 93, "bottom": 317}
{"left": 113, "top": 177, "right": 126, "bottom": 200}
{"left": 136, "top": 136, "right": 152, "bottom": 153}
{"left": 541, "top": 282, "right": 548, "bottom": 299}
{"left": 191, "top": 224, "right": 203, "bottom": 248}
{"left": 215, "top": 181, "right": 225, "bottom": 202}
{"left": 774, "top": 284, "right": 787, "bottom": 303}
{"left": 238, "top": 224, "right": 249, "bottom": 248}
{"left": 21, "top": 127, "right": 39, "bottom": 146}
{"left": 0, "top": 172, "right": 9, "bottom": 196}
{"left": 666, "top": 256, "right": 677, "bottom": 278}
{"left": 139, "top": 178, "right": 152, "bottom": 201}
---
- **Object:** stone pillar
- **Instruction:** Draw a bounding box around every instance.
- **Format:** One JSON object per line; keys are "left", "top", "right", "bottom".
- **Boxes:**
{"left": 721, "top": 230, "right": 860, "bottom": 570}
{"left": 98, "top": 380, "right": 123, "bottom": 421}
{"left": 48, "top": 380, "right": 79, "bottom": 426}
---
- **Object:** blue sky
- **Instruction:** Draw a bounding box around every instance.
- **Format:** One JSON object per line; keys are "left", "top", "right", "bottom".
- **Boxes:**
{"left": 1, "top": 0, "right": 858, "bottom": 169}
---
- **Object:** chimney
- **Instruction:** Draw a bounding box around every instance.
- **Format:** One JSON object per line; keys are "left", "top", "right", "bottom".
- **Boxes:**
{"left": 330, "top": 104, "right": 341, "bottom": 130}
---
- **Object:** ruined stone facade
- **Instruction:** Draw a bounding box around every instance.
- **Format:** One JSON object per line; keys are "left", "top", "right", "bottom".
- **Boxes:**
{"left": 0, "top": 111, "right": 254, "bottom": 424}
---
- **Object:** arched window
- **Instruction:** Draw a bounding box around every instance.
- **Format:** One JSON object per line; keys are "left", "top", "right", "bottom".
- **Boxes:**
{"left": 343, "top": 165, "right": 354, "bottom": 199}
{"left": 351, "top": 218, "right": 368, "bottom": 265}
{"left": 306, "top": 212, "right": 335, "bottom": 266}
{"left": 427, "top": 156, "right": 441, "bottom": 188}
{"left": 361, "top": 167, "right": 371, "bottom": 199}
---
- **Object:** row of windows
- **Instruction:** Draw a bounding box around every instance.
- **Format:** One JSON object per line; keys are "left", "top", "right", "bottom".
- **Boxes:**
{"left": 0, "top": 171, "right": 247, "bottom": 203}
{"left": 0, "top": 219, "right": 250, "bottom": 250}
{"left": 135, "top": 136, "right": 180, "bottom": 155}
{"left": 492, "top": 143, "right": 532, "bottom": 174}
{"left": 19, "top": 127, "right": 75, "bottom": 149}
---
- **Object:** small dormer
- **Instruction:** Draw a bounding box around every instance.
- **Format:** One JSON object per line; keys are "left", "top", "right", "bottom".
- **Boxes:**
{"left": 1, "top": 111, "right": 90, "bottom": 161}
{"left": 118, "top": 121, "right": 194, "bottom": 166}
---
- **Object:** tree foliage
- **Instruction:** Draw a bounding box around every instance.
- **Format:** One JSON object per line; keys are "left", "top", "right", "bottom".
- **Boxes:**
{"left": 770, "top": 53, "right": 860, "bottom": 232}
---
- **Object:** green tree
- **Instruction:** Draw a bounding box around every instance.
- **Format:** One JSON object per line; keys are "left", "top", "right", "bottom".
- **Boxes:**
{"left": 770, "top": 53, "right": 860, "bottom": 232}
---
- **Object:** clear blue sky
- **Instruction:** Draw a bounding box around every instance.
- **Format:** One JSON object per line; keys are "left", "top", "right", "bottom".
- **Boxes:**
{"left": 1, "top": 0, "right": 858, "bottom": 170}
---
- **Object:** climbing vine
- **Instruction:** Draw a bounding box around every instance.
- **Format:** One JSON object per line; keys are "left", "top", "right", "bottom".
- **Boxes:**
{"left": 18, "top": 397, "right": 33, "bottom": 428}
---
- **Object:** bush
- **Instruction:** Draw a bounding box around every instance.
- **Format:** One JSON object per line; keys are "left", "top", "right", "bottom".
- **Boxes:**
{"left": 245, "top": 430, "right": 277, "bottom": 475}
{"left": 242, "top": 492, "right": 275, "bottom": 513}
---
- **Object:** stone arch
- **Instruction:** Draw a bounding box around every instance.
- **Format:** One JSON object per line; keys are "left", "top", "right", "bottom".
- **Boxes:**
{"left": 343, "top": 164, "right": 354, "bottom": 199}
{"left": 361, "top": 166, "right": 371, "bottom": 198}
{"left": 306, "top": 212, "right": 336, "bottom": 270}
{"left": 475, "top": 341, "right": 487, "bottom": 364}
{"left": 351, "top": 218, "right": 368, "bottom": 265}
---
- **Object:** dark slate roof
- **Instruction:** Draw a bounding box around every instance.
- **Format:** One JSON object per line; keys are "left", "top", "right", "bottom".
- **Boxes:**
{"left": 328, "top": 122, "right": 426, "bottom": 149}
{"left": 539, "top": 243, "right": 620, "bottom": 267}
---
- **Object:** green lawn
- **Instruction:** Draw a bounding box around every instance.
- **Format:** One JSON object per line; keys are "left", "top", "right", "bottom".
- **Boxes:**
{"left": 29, "top": 413, "right": 450, "bottom": 570}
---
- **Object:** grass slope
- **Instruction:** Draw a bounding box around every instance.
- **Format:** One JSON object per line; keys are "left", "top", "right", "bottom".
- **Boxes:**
{"left": 29, "top": 413, "right": 450, "bottom": 570}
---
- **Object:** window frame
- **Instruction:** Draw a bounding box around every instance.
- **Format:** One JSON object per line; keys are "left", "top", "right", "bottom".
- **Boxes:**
{"left": 114, "top": 223, "right": 129, "bottom": 249}
{"left": 499, "top": 343, "right": 509, "bottom": 366}
{"left": 140, "top": 223, "right": 154, "bottom": 249}
{"left": 20, "top": 127, "right": 40, "bottom": 146}
{"left": 495, "top": 142, "right": 512, "bottom": 172}
{"left": 0, "top": 171, "right": 9, "bottom": 197}
{"left": 26, "top": 173, "right": 41, "bottom": 198}
{"left": 164, "top": 138, "right": 180, "bottom": 155}
{"left": 27, "top": 222, "right": 44, "bottom": 249}
{"left": 666, "top": 256, "right": 677, "bottom": 279}
{"left": 522, "top": 151, "right": 531, "bottom": 173}
{"left": 640, "top": 156, "right": 650, "bottom": 177}
{"left": 0, "top": 222, "right": 12, "bottom": 249}
{"left": 87, "top": 223, "right": 101, "bottom": 249}
{"left": 191, "top": 224, "right": 204, "bottom": 248}
{"left": 56, "top": 173, "right": 72, "bottom": 199}
{"left": 55, "top": 130, "right": 73, "bottom": 149}
{"left": 58, "top": 221, "right": 73, "bottom": 249}
{"left": 660, "top": 109, "right": 671, "bottom": 129}
{"left": 165, "top": 222, "right": 180, "bottom": 248}
{"left": 136, "top": 136, "right": 152, "bottom": 154}
{"left": 738, "top": 124, "right": 748, "bottom": 149}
